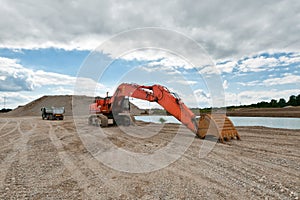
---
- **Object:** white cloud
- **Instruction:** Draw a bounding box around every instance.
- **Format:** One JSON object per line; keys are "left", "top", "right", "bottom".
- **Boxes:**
{"left": 148, "top": 57, "right": 192, "bottom": 69}
{"left": 165, "top": 79, "right": 198, "bottom": 87}
{"left": 51, "top": 86, "right": 74, "bottom": 95}
{"left": 34, "top": 70, "right": 75, "bottom": 87}
{"left": 0, "top": 92, "right": 42, "bottom": 109}
{"left": 0, "top": 1, "right": 299, "bottom": 60}
{"left": 0, "top": 57, "right": 75, "bottom": 91}
{"left": 238, "top": 73, "right": 300, "bottom": 87}
{"left": 1, "top": 0, "right": 300, "bottom": 109}
{"left": 193, "top": 89, "right": 211, "bottom": 107}
{"left": 122, "top": 49, "right": 166, "bottom": 62}
{"left": 138, "top": 64, "right": 181, "bottom": 75}
{"left": 0, "top": 57, "right": 105, "bottom": 96}
{"left": 125, "top": 49, "right": 215, "bottom": 76}
{"left": 120, "top": 48, "right": 201, "bottom": 72}
{"left": 0, "top": 57, "right": 108, "bottom": 108}
{"left": 263, "top": 73, "right": 300, "bottom": 86}
{"left": 0, "top": 57, "right": 36, "bottom": 91}
{"left": 217, "top": 52, "right": 300, "bottom": 74}
{"left": 216, "top": 60, "right": 237, "bottom": 73}
{"left": 239, "top": 56, "right": 279, "bottom": 72}
{"left": 238, "top": 80, "right": 262, "bottom": 87}
{"left": 223, "top": 80, "right": 229, "bottom": 89}
{"left": 74, "top": 77, "right": 106, "bottom": 96}
{"left": 279, "top": 54, "right": 300, "bottom": 65}
{"left": 127, "top": 49, "right": 195, "bottom": 68}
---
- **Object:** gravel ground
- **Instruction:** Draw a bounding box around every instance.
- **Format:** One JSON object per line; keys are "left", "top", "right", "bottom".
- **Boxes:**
{"left": 0, "top": 116, "right": 299, "bottom": 199}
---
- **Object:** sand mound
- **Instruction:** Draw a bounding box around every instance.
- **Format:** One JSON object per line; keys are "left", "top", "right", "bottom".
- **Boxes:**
{"left": 3, "top": 95, "right": 143, "bottom": 117}
{"left": 4, "top": 95, "right": 77, "bottom": 117}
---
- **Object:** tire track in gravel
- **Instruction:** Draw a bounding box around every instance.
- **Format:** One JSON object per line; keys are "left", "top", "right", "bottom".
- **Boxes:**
{"left": 166, "top": 162, "right": 237, "bottom": 198}
{"left": 212, "top": 136, "right": 300, "bottom": 173}
{"left": 17, "top": 120, "right": 37, "bottom": 165}
{"left": 48, "top": 124, "right": 103, "bottom": 200}
{"left": 0, "top": 121, "right": 20, "bottom": 151}
{"left": 187, "top": 148, "right": 293, "bottom": 199}
{"left": 50, "top": 124, "right": 128, "bottom": 199}
{"left": 0, "top": 119, "right": 36, "bottom": 190}
{"left": 0, "top": 121, "right": 19, "bottom": 138}
{"left": 164, "top": 140, "right": 280, "bottom": 199}
{"left": 161, "top": 146, "right": 247, "bottom": 199}
{"left": 0, "top": 119, "right": 9, "bottom": 132}
{"left": 210, "top": 145, "right": 299, "bottom": 177}
{"left": 235, "top": 144, "right": 300, "bottom": 159}
{"left": 190, "top": 157, "right": 277, "bottom": 199}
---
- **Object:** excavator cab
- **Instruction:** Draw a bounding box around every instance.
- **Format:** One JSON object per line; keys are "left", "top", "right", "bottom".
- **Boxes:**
{"left": 111, "top": 97, "right": 133, "bottom": 126}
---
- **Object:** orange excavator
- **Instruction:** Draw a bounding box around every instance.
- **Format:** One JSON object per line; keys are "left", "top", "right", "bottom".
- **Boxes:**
{"left": 88, "top": 83, "right": 240, "bottom": 142}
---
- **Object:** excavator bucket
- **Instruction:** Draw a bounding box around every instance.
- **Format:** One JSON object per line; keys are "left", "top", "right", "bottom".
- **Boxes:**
{"left": 197, "top": 114, "right": 240, "bottom": 143}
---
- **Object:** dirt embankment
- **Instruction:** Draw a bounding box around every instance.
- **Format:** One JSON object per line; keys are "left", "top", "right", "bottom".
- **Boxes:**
{"left": 227, "top": 106, "right": 300, "bottom": 118}
{"left": 3, "top": 95, "right": 75, "bottom": 117}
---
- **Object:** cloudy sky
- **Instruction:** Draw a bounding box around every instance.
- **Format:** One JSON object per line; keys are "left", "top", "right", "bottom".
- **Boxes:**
{"left": 0, "top": 0, "right": 299, "bottom": 109}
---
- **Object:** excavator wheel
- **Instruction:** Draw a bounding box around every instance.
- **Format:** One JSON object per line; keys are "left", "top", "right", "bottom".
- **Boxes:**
{"left": 88, "top": 115, "right": 94, "bottom": 125}
{"left": 197, "top": 114, "right": 240, "bottom": 143}
{"left": 122, "top": 116, "right": 131, "bottom": 126}
{"left": 114, "top": 114, "right": 134, "bottom": 126}
{"left": 95, "top": 118, "right": 101, "bottom": 127}
{"left": 98, "top": 114, "right": 108, "bottom": 127}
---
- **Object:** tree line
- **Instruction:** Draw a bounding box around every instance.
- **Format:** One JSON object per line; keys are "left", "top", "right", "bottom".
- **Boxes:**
{"left": 197, "top": 94, "right": 300, "bottom": 113}
{"left": 0, "top": 108, "right": 12, "bottom": 113}
{"left": 228, "top": 94, "right": 300, "bottom": 109}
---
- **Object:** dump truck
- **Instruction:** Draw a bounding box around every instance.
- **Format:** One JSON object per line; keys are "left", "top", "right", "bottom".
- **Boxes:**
{"left": 41, "top": 107, "right": 65, "bottom": 120}
{"left": 88, "top": 83, "right": 240, "bottom": 142}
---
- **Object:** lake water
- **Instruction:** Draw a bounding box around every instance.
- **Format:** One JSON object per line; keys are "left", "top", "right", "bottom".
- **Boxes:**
{"left": 135, "top": 115, "right": 300, "bottom": 130}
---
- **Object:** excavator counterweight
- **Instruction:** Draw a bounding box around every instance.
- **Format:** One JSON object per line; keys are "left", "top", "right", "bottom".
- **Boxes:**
{"left": 88, "top": 83, "right": 240, "bottom": 142}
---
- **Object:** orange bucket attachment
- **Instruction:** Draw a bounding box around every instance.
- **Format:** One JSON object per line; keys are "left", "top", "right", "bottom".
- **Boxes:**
{"left": 197, "top": 114, "right": 240, "bottom": 143}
